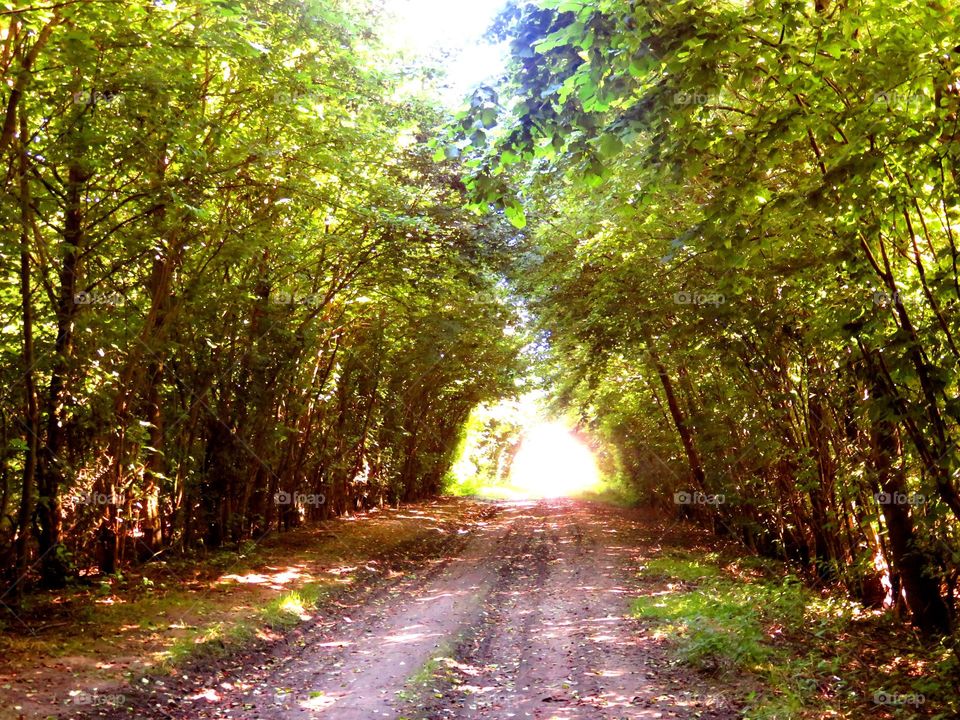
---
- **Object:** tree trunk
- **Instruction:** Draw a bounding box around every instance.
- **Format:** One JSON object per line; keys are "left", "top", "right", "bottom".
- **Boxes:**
{"left": 807, "top": 383, "right": 838, "bottom": 581}
{"left": 14, "top": 110, "right": 38, "bottom": 602}
{"left": 36, "top": 157, "right": 86, "bottom": 588}
{"left": 869, "top": 377, "right": 950, "bottom": 634}
{"left": 641, "top": 323, "right": 707, "bottom": 492}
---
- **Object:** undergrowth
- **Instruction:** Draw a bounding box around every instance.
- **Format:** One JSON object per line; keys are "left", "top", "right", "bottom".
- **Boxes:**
{"left": 633, "top": 552, "right": 959, "bottom": 719}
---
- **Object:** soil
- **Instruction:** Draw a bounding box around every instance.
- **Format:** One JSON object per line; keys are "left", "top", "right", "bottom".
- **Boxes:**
{"left": 67, "top": 499, "right": 740, "bottom": 720}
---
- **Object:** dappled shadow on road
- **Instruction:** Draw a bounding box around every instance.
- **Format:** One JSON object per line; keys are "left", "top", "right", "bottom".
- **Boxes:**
{"left": 50, "top": 499, "right": 496, "bottom": 720}
{"left": 59, "top": 498, "right": 736, "bottom": 720}
{"left": 411, "top": 498, "right": 739, "bottom": 720}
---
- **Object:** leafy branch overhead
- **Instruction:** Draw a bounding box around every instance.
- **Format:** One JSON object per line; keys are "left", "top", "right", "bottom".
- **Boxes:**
{"left": 463, "top": 0, "right": 960, "bottom": 642}
{"left": 0, "top": 0, "right": 523, "bottom": 589}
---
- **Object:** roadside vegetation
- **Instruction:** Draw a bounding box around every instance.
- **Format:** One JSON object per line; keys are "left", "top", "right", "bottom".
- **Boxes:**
{"left": 0, "top": 501, "right": 483, "bottom": 718}
{"left": 4, "top": 0, "right": 960, "bottom": 717}
{"left": 444, "top": 0, "right": 960, "bottom": 688}
{"left": 635, "top": 550, "right": 958, "bottom": 719}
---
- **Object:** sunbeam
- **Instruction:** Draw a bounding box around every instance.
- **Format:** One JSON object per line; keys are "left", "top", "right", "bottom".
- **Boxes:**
{"left": 509, "top": 422, "right": 600, "bottom": 498}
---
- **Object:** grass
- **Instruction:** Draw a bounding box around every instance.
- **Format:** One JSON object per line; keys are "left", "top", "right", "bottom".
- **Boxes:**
{"left": 163, "top": 622, "right": 240, "bottom": 667}
{"left": 262, "top": 582, "right": 329, "bottom": 629}
{"left": 1, "top": 499, "right": 479, "bottom": 719}
{"left": 571, "top": 472, "right": 643, "bottom": 507}
{"left": 156, "top": 582, "right": 333, "bottom": 669}
{"left": 444, "top": 474, "right": 525, "bottom": 500}
{"left": 395, "top": 637, "right": 460, "bottom": 712}
{"left": 633, "top": 551, "right": 959, "bottom": 719}
{"left": 641, "top": 552, "right": 724, "bottom": 582}
{"left": 445, "top": 468, "right": 639, "bottom": 506}
{"left": 632, "top": 557, "right": 792, "bottom": 674}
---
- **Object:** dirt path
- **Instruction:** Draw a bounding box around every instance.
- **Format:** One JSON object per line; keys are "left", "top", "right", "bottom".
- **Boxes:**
{"left": 410, "top": 500, "right": 734, "bottom": 720}
{"left": 76, "top": 499, "right": 734, "bottom": 720}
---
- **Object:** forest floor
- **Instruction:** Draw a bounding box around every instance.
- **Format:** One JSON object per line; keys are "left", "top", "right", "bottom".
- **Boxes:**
{"left": 3, "top": 498, "right": 952, "bottom": 720}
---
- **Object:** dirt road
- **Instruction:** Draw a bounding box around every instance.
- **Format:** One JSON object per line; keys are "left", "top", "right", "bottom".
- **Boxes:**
{"left": 83, "top": 499, "right": 735, "bottom": 719}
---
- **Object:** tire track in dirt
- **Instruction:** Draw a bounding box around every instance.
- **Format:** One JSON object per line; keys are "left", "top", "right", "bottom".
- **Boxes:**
{"left": 78, "top": 499, "right": 737, "bottom": 720}
{"left": 410, "top": 499, "right": 738, "bottom": 720}
{"left": 118, "top": 502, "right": 539, "bottom": 720}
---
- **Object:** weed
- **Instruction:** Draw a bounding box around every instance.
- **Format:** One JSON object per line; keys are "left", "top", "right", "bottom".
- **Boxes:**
{"left": 633, "top": 551, "right": 951, "bottom": 718}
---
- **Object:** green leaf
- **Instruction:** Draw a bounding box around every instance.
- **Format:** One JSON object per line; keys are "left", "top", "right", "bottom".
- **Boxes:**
{"left": 598, "top": 134, "right": 624, "bottom": 159}
{"left": 479, "top": 108, "right": 498, "bottom": 129}
{"left": 504, "top": 202, "right": 527, "bottom": 229}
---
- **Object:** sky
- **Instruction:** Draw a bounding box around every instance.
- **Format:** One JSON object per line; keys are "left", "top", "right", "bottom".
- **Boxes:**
{"left": 380, "top": 0, "right": 510, "bottom": 104}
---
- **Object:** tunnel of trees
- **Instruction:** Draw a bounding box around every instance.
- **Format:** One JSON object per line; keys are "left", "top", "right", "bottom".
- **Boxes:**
{"left": 3, "top": 0, "right": 960, "bottom": 645}
{"left": 0, "top": 0, "right": 523, "bottom": 594}
{"left": 449, "top": 0, "right": 960, "bottom": 636}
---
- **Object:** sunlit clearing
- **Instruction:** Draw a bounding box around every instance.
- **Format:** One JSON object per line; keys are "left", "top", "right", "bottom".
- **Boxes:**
{"left": 509, "top": 423, "right": 600, "bottom": 498}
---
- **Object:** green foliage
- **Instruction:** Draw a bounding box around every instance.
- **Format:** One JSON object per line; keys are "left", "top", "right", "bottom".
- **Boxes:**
{"left": 633, "top": 553, "right": 808, "bottom": 673}
{"left": 263, "top": 583, "right": 327, "bottom": 629}
{"left": 642, "top": 554, "right": 723, "bottom": 583}
{"left": 0, "top": 0, "right": 523, "bottom": 582}
{"left": 633, "top": 551, "right": 956, "bottom": 718}
{"left": 457, "top": 0, "right": 960, "bottom": 641}
{"left": 444, "top": 399, "right": 530, "bottom": 494}
{"left": 634, "top": 588, "right": 771, "bottom": 672}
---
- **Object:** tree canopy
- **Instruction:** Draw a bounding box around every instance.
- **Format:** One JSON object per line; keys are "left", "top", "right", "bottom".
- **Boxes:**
{"left": 4, "top": 0, "right": 960, "bottom": 647}
{"left": 0, "top": 0, "right": 521, "bottom": 590}
{"left": 446, "top": 0, "right": 960, "bottom": 634}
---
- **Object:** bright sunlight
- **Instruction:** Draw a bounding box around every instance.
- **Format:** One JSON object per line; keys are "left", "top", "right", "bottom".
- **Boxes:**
{"left": 446, "top": 395, "right": 605, "bottom": 500}
{"left": 509, "top": 422, "right": 601, "bottom": 498}
{"left": 380, "top": 0, "right": 508, "bottom": 102}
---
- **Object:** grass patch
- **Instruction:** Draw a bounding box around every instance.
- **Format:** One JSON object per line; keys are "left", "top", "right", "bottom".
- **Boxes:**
{"left": 262, "top": 582, "right": 329, "bottom": 629}
{"left": 162, "top": 622, "right": 233, "bottom": 667}
{"left": 444, "top": 475, "right": 524, "bottom": 500}
{"left": 157, "top": 582, "right": 332, "bottom": 669}
{"left": 640, "top": 552, "right": 724, "bottom": 583}
{"left": 395, "top": 638, "right": 459, "bottom": 710}
{"left": 572, "top": 473, "right": 642, "bottom": 507}
{"left": 634, "top": 551, "right": 958, "bottom": 719}
{"left": 633, "top": 588, "right": 771, "bottom": 672}
{"left": 446, "top": 470, "right": 636, "bottom": 506}
{"left": 152, "top": 581, "right": 338, "bottom": 670}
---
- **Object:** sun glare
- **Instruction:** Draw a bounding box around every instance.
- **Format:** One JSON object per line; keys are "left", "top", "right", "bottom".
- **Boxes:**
{"left": 381, "top": 0, "right": 508, "bottom": 102}
{"left": 509, "top": 423, "right": 600, "bottom": 498}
